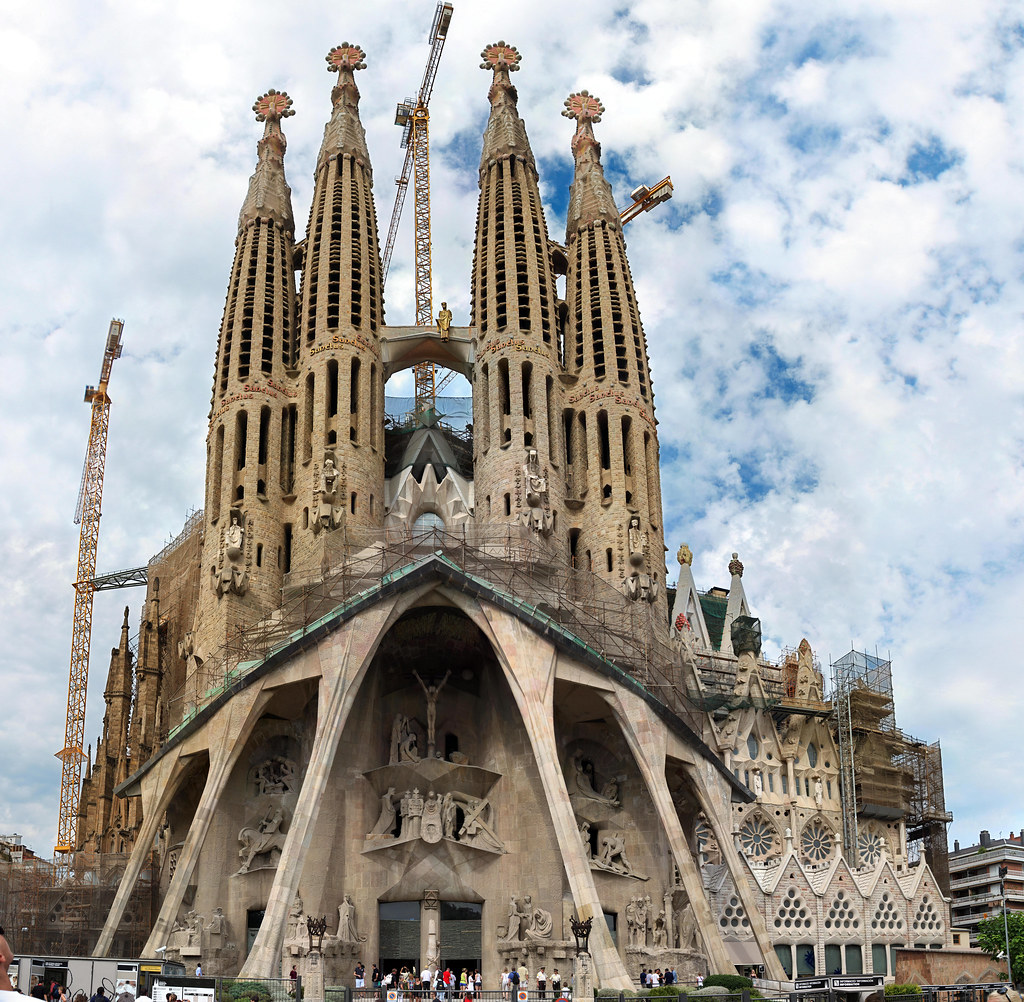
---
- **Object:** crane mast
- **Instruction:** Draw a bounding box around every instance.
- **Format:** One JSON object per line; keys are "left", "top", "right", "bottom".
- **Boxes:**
{"left": 55, "top": 318, "right": 124, "bottom": 878}
{"left": 382, "top": 2, "right": 453, "bottom": 413}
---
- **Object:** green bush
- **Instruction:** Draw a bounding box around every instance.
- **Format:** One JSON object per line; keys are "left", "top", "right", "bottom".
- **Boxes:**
{"left": 884, "top": 987, "right": 922, "bottom": 997}
{"left": 222, "top": 982, "right": 274, "bottom": 1002}
{"left": 704, "top": 976, "right": 753, "bottom": 992}
{"left": 687, "top": 989, "right": 729, "bottom": 997}
{"left": 649, "top": 989, "right": 684, "bottom": 998}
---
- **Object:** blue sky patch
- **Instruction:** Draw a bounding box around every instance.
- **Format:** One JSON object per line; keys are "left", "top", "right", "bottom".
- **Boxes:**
{"left": 902, "top": 136, "right": 961, "bottom": 183}
{"left": 749, "top": 340, "right": 815, "bottom": 404}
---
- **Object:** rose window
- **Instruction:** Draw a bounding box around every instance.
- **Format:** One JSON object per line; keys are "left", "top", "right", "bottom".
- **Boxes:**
{"left": 800, "top": 820, "right": 835, "bottom": 863}
{"left": 858, "top": 830, "right": 885, "bottom": 866}
{"left": 739, "top": 816, "right": 777, "bottom": 858}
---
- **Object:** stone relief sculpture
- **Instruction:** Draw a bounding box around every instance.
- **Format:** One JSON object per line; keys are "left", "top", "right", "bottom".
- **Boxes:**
{"left": 413, "top": 669, "right": 450, "bottom": 757}
{"left": 625, "top": 894, "right": 651, "bottom": 949}
{"left": 653, "top": 909, "right": 668, "bottom": 948}
{"left": 283, "top": 895, "right": 307, "bottom": 955}
{"left": 369, "top": 787, "right": 397, "bottom": 837}
{"left": 571, "top": 753, "right": 621, "bottom": 807}
{"left": 366, "top": 787, "right": 505, "bottom": 852}
{"left": 312, "top": 455, "right": 344, "bottom": 534}
{"left": 498, "top": 894, "right": 554, "bottom": 943}
{"left": 237, "top": 806, "right": 287, "bottom": 873}
{"left": 518, "top": 449, "right": 554, "bottom": 536}
{"left": 591, "top": 830, "right": 646, "bottom": 879}
{"left": 336, "top": 893, "right": 367, "bottom": 943}
{"left": 673, "top": 893, "right": 699, "bottom": 952}
{"left": 388, "top": 714, "right": 421, "bottom": 764}
{"left": 579, "top": 819, "right": 593, "bottom": 858}
{"left": 216, "top": 509, "right": 249, "bottom": 597}
{"left": 255, "top": 758, "right": 296, "bottom": 796}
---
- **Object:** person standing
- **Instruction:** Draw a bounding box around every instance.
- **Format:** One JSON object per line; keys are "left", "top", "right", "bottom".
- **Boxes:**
{"left": 696, "top": 974, "right": 704, "bottom": 989}
{"left": 536, "top": 969, "right": 546, "bottom": 999}
{"left": 355, "top": 962, "right": 366, "bottom": 993}
{"left": 550, "top": 971, "right": 561, "bottom": 999}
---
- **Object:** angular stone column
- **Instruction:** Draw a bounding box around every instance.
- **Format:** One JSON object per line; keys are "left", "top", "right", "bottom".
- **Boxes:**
{"left": 143, "top": 686, "right": 271, "bottom": 955}
{"left": 95, "top": 748, "right": 187, "bottom": 955}
{"left": 604, "top": 693, "right": 736, "bottom": 973}
{"left": 478, "top": 604, "right": 632, "bottom": 990}
{"left": 240, "top": 603, "right": 395, "bottom": 976}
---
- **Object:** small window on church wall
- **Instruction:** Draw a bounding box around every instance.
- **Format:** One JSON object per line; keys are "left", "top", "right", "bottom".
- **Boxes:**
{"left": 768, "top": 772, "right": 775, "bottom": 792}
{"left": 807, "top": 743, "right": 818, "bottom": 768}
{"left": 747, "top": 734, "right": 759, "bottom": 759}
{"left": 258, "top": 406, "right": 270, "bottom": 466}
{"left": 521, "top": 361, "right": 532, "bottom": 418}
{"left": 283, "top": 523, "right": 292, "bottom": 573}
{"left": 504, "top": 493, "right": 511, "bottom": 516}
{"left": 781, "top": 775, "right": 789, "bottom": 795}
{"left": 805, "top": 778, "right": 810, "bottom": 797}
{"left": 498, "top": 358, "right": 511, "bottom": 416}
{"left": 303, "top": 507, "right": 309, "bottom": 529}
{"left": 327, "top": 359, "right": 339, "bottom": 418}
{"left": 256, "top": 544, "right": 263, "bottom": 568}
{"left": 606, "top": 548, "right": 613, "bottom": 572}
{"left": 597, "top": 410, "right": 611, "bottom": 470}
{"left": 351, "top": 493, "right": 357, "bottom": 514}
{"left": 827, "top": 780, "right": 832, "bottom": 799}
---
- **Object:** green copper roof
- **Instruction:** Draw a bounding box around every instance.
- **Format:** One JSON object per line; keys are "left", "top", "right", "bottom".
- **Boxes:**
{"left": 700, "top": 592, "right": 728, "bottom": 651}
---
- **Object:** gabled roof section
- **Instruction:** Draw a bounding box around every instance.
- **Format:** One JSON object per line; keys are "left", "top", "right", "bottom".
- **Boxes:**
{"left": 118, "top": 551, "right": 749, "bottom": 799}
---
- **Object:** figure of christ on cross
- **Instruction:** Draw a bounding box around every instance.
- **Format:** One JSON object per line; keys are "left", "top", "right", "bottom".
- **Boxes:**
{"left": 413, "top": 669, "right": 451, "bottom": 758}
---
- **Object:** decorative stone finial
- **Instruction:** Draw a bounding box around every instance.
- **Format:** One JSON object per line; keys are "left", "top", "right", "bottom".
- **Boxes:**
{"left": 253, "top": 89, "right": 295, "bottom": 123}
{"left": 677, "top": 544, "right": 693, "bottom": 567}
{"left": 326, "top": 43, "right": 367, "bottom": 74}
{"left": 729, "top": 552, "right": 744, "bottom": 578}
{"left": 480, "top": 41, "right": 521, "bottom": 72}
{"left": 562, "top": 90, "right": 605, "bottom": 125}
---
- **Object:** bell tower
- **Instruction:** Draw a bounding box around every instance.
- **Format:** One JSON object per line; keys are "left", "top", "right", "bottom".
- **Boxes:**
{"left": 471, "top": 42, "right": 564, "bottom": 542}
{"left": 196, "top": 89, "right": 300, "bottom": 669}
{"left": 560, "top": 91, "right": 667, "bottom": 612}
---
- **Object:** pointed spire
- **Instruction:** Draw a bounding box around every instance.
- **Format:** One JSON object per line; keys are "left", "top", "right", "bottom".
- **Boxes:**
{"left": 239, "top": 89, "right": 296, "bottom": 232}
{"left": 478, "top": 41, "right": 534, "bottom": 172}
{"left": 563, "top": 90, "right": 620, "bottom": 233}
{"left": 318, "top": 43, "right": 371, "bottom": 171}
{"left": 670, "top": 544, "right": 712, "bottom": 651}
{"left": 720, "top": 552, "right": 752, "bottom": 656}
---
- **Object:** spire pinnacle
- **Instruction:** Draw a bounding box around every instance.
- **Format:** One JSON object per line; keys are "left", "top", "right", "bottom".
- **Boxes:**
{"left": 478, "top": 42, "right": 533, "bottom": 173}
{"left": 563, "top": 90, "right": 619, "bottom": 233}
{"left": 239, "top": 89, "right": 296, "bottom": 232}
{"left": 318, "top": 43, "right": 371, "bottom": 170}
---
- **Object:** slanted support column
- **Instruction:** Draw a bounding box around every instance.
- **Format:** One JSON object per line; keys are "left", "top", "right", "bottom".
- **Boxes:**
{"left": 96, "top": 749, "right": 187, "bottom": 955}
{"left": 479, "top": 605, "right": 632, "bottom": 990}
{"left": 143, "top": 687, "right": 270, "bottom": 956}
{"left": 240, "top": 603, "right": 394, "bottom": 977}
{"left": 605, "top": 694, "right": 737, "bottom": 974}
{"left": 688, "top": 758, "right": 788, "bottom": 981}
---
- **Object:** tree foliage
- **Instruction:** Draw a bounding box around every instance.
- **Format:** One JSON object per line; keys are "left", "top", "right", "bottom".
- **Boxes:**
{"left": 976, "top": 911, "right": 1024, "bottom": 984}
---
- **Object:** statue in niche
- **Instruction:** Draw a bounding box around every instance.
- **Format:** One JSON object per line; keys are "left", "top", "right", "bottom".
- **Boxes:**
{"left": 518, "top": 449, "right": 554, "bottom": 536}
{"left": 673, "top": 891, "right": 698, "bottom": 951}
{"left": 255, "top": 758, "right": 295, "bottom": 796}
{"left": 312, "top": 456, "right": 344, "bottom": 534}
{"left": 436, "top": 302, "right": 453, "bottom": 341}
{"left": 237, "top": 806, "right": 287, "bottom": 873}
{"left": 186, "top": 910, "right": 204, "bottom": 948}
{"left": 413, "top": 669, "right": 451, "bottom": 758}
{"left": 398, "top": 790, "right": 411, "bottom": 835}
{"left": 752, "top": 769, "right": 763, "bottom": 797}
{"left": 498, "top": 895, "right": 526, "bottom": 942}
{"left": 593, "top": 831, "right": 639, "bottom": 877}
{"left": 369, "top": 787, "right": 397, "bottom": 837}
{"left": 336, "top": 894, "right": 367, "bottom": 944}
{"left": 628, "top": 516, "right": 647, "bottom": 563}
{"left": 624, "top": 569, "right": 659, "bottom": 604}
{"left": 207, "top": 907, "right": 226, "bottom": 941}
{"left": 624, "top": 516, "right": 658, "bottom": 603}
{"left": 216, "top": 509, "right": 248, "bottom": 597}
{"left": 653, "top": 909, "right": 668, "bottom": 948}
{"left": 572, "top": 753, "right": 621, "bottom": 807}
{"left": 625, "top": 896, "right": 645, "bottom": 949}
{"left": 526, "top": 905, "right": 554, "bottom": 941}
{"left": 814, "top": 776, "right": 824, "bottom": 808}
{"left": 284, "top": 895, "right": 307, "bottom": 954}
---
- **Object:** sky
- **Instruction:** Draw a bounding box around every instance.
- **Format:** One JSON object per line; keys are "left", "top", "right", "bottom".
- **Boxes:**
{"left": 1, "top": 0, "right": 1023, "bottom": 860}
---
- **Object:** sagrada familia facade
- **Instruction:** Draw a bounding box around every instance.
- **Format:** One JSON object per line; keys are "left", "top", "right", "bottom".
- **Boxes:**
{"left": 77, "top": 36, "right": 952, "bottom": 989}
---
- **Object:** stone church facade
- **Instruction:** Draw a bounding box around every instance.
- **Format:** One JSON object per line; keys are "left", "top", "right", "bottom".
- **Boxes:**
{"left": 82, "top": 36, "right": 951, "bottom": 989}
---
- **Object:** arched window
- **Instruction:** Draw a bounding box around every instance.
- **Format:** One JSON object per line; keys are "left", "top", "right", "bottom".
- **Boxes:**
{"left": 807, "top": 742, "right": 818, "bottom": 768}
{"left": 413, "top": 511, "right": 445, "bottom": 537}
{"left": 747, "top": 733, "right": 759, "bottom": 759}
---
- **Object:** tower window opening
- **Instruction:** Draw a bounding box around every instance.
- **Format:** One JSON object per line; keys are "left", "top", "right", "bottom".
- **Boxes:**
{"left": 283, "top": 523, "right": 293, "bottom": 573}
{"left": 211, "top": 424, "right": 224, "bottom": 521}
{"left": 236, "top": 485, "right": 244, "bottom": 500}
{"left": 606, "top": 548, "right": 613, "bottom": 572}
{"left": 569, "top": 528, "right": 581, "bottom": 567}
{"left": 262, "top": 224, "right": 276, "bottom": 375}
{"left": 562, "top": 409, "right": 574, "bottom": 469}
{"left": 597, "top": 410, "right": 611, "bottom": 470}
{"left": 280, "top": 404, "right": 297, "bottom": 493}
{"left": 521, "top": 361, "right": 532, "bottom": 418}
{"left": 258, "top": 405, "right": 271, "bottom": 466}
{"left": 620, "top": 416, "right": 633, "bottom": 475}
{"left": 256, "top": 543, "right": 263, "bottom": 567}
{"left": 303, "top": 507, "right": 309, "bottom": 530}
{"left": 546, "top": 375, "right": 556, "bottom": 465}
{"left": 498, "top": 358, "right": 511, "bottom": 416}
{"left": 504, "top": 493, "right": 511, "bottom": 516}
{"left": 257, "top": 478, "right": 266, "bottom": 496}
{"left": 479, "top": 363, "right": 491, "bottom": 452}
{"left": 304, "top": 373, "right": 314, "bottom": 462}
{"left": 327, "top": 359, "right": 339, "bottom": 417}
{"left": 585, "top": 549, "right": 592, "bottom": 570}
{"left": 351, "top": 492, "right": 357, "bottom": 515}
{"left": 350, "top": 357, "right": 361, "bottom": 444}
{"left": 369, "top": 363, "right": 378, "bottom": 450}
{"left": 327, "top": 429, "right": 337, "bottom": 445}
{"left": 235, "top": 410, "right": 248, "bottom": 470}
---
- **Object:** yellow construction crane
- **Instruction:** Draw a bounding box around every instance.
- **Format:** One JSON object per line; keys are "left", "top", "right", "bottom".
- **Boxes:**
{"left": 54, "top": 318, "right": 124, "bottom": 878}
{"left": 620, "top": 176, "right": 674, "bottom": 225}
{"left": 381, "top": 2, "right": 454, "bottom": 414}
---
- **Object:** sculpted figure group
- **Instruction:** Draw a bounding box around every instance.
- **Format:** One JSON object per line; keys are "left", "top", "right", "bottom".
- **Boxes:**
{"left": 369, "top": 786, "right": 504, "bottom": 853}
{"left": 497, "top": 893, "right": 554, "bottom": 943}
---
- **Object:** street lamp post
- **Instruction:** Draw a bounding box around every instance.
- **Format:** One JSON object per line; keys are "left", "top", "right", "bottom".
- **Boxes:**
{"left": 999, "top": 866, "right": 1013, "bottom": 987}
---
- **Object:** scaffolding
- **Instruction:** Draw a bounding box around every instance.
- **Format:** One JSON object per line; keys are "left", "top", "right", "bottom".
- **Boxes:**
{"left": 165, "top": 524, "right": 709, "bottom": 738}
{"left": 0, "top": 850, "right": 156, "bottom": 958}
{"left": 831, "top": 650, "right": 952, "bottom": 891}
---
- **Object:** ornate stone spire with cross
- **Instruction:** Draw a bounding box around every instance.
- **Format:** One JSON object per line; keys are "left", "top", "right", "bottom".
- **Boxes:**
{"left": 318, "top": 43, "right": 371, "bottom": 170}
{"left": 478, "top": 41, "right": 533, "bottom": 172}
{"left": 239, "top": 89, "right": 296, "bottom": 231}
{"left": 562, "top": 90, "right": 620, "bottom": 232}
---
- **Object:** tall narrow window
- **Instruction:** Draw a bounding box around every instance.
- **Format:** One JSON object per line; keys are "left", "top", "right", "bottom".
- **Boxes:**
{"left": 350, "top": 357, "right": 361, "bottom": 443}
{"left": 605, "top": 548, "right": 613, "bottom": 572}
{"left": 498, "top": 358, "right": 511, "bottom": 415}
{"left": 235, "top": 410, "right": 248, "bottom": 470}
{"left": 480, "top": 363, "right": 491, "bottom": 451}
{"left": 546, "top": 375, "right": 556, "bottom": 465}
{"left": 283, "top": 523, "right": 293, "bottom": 573}
{"left": 327, "top": 359, "right": 339, "bottom": 417}
{"left": 597, "top": 410, "right": 610, "bottom": 470}
{"left": 280, "top": 404, "right": 297, "bottom": 494}
{"left": 304, "top": 373, "right": 314, "bottom": 462}
{"left": 258, "top": 406, "right": 271, "bottom": 466}
{"left": 569, "top": 528, "right": 580, "bottom": 567}
{"left": 521, "top": 361, "right": 532, "bottom": 418}
{"left": 211, "top": 424, "right": 224, "bottom": 520}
